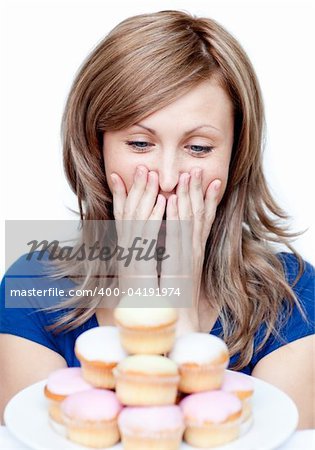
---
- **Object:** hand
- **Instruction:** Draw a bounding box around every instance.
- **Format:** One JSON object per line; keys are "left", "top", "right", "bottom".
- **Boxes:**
{"left": 110, "top": 165, "right": 166, "bottom": 297}
{"left": 160, "top": 168, "right": 221, "bottom": 317}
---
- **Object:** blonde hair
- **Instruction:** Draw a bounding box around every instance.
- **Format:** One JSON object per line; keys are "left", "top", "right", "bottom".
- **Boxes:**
{"left": 46, "top": 10, "right": 308, "bottom": 370}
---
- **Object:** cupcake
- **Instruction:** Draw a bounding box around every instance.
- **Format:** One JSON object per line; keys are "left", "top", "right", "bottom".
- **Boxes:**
{"left": 221, "top": 370, "right": 254, "bottom": 433}
{"left": 114, "top": 355, "right": 179, "bottom": 406}
{"left": 44, "top": 367, "right": 92, "bottom": 432}
{"left": 75, "top": 326, "right": 127, "bottom": 388}
{"left": 180, "top": 390, "right": 243, "bottom": 448}
{"left": 61, "top": 389, "right": 122, "bottom": 448}
{"left": 169, "top": 333, "right": 229, "bottom": 393}
{"left": 114, "top": 296, "right": 178, "bottom": 354}
{"left": 118, "top": 406, "right": 185, "bottom": 450}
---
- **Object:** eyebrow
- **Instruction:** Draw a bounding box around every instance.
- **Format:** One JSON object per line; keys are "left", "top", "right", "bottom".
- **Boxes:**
{"left": 132, "top": 123, "right": 222, "bottom": 136}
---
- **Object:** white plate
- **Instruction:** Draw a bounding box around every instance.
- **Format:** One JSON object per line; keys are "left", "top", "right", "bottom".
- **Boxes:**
{"left": 4, "top": 373, "right": 298, "bottom": 450}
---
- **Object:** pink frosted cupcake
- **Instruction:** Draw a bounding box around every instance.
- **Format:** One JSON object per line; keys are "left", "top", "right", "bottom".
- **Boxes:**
{"left": 75, "top": 326, "right": 127, "bottom": 388}
{"left": 180, "top": 390, "right": 242, "bottom": 448}
{"left": 169, "top": 333, "right": 229, "bottom": 393}
{"left": 44, "top": 367, "right": 92, "bottom": 432}
{"left": 61, "top": 389, "right": 122, "bottom": 448}
{"left": 221, "top": 370, "right": 254, "bottom": 433}
{"left": 118, "top": 406, "right": 185, "bottom": 450}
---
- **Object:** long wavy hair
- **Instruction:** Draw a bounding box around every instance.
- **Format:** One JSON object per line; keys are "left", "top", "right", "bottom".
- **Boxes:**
{"left": 45, "top": 10, "right": 308, "bottom": 370}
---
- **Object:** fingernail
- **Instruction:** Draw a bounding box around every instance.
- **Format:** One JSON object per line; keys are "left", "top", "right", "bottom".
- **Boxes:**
{"left": 137, "top": 167, "right": 144, "bottom": 177}
{"left": 213, "top": 179, "right": 221, "bottom": 191}
{"left": 195, "top": 169, "right": 202, "bottom": 179}
{"left": 181, "top": 173, "right": 190, "bottom": 186}
{"left": 157, "top": 194, "right": 164, "bottom": 203}
{"left": 110, "top": 174, "right": 117, "bottom": 184}
{"left": 149, "top": 171, "right": 155, "bottom": 182}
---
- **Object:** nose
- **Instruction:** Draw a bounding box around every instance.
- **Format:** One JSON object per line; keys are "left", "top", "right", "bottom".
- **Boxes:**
{"left": 156, "top": 154, "right": 181, "bottom": 199}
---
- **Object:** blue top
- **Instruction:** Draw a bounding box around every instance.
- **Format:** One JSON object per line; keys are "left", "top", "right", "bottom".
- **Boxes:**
{"left": 1, "top": 251, "right": 314, "bottom": 375}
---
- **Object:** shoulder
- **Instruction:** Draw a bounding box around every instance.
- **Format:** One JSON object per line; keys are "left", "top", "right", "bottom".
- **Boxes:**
{"left": 0, "top": 252, "right": 92, "bottom": 366}
{"left": 4, "top": 250, "right": 61, "bottom": 282}
{"left": 250, "top": 252, "right": 314, "bottom": 369}
{"left": 277, "top": 251, "right": 314, "bottom": 290}
{"left": 4, "top": 250, "right": 66, "bottom": 277}
{"left": 276, "top": 251, "right": 314, "bottom": 330}
{"left": 2, "top": 251, "right": 74, "bottom": 307}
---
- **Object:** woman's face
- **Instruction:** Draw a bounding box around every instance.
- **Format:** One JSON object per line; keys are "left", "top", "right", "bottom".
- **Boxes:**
{"left": 103, "top": 78, "right": 234, "bottom": 205}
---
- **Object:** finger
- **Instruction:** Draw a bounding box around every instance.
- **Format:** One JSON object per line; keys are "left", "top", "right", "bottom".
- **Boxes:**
{"left": 110, "top": 172, "right": 127, "bottom": 220}
{"left": 134, "top": 170, "right": 161, "bottom": 243}
{"left": 150, "top": 194, "right": 166, "bottom": 220}
{"left": 136, "top": 171, "right": 160, "bottom": 220}
{"left": 176, "top": 173, "right": 192, "bottom": 219}
{"left": 202, "top": 179, "right": 221, "bottom": 242}
{"left": 122, "top": 165, "right": 149, "bottom": 243}
{"left": 176, "top": 172, "right": 194, "bottom": 266}
{"left": 123, "top": 165, "right": 148, "bottom": 219}
{"left": 165, "top": 195, "right": 181, "bottom": 276}
{"left": 189, "top": 167, "right": 205, "bottom": 251}
{"left": 143, "top": 193, "right": 166, "bottom": 245}
{"left": 167, "top": 194, "right": 179, "bottom": 221}
{"left": 110, "top": 172, "right": 127, "bottom": 240}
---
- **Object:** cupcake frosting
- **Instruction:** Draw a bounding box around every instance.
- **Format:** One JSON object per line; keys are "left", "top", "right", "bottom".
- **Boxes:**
{"left": 114, "top": 296, "right": 178, "bottom": 327}
{"left": 75, "top": 326, "right": 127, "bottom": 362}
{"left": 117, "top": 355, "right": 178, "bottom": 375}
{"left": 46, "top": 367, "right": 91, "bottom": 396}
{"left": 221, "top": 370, "right": 254, "bottom": 393}
{"left": 180, "top": 391, "right": 242, "bottom": 424}
{"left": 61, "top": 389, "right": 122, "bottom": 421}
{"left": 169, "top": 332, "right": 229, "bottom": 365}
{"left": 118, "top": 406, "right": 184, "bottom": 433}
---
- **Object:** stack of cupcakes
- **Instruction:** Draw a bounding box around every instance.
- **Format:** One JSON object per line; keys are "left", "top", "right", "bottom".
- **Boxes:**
{"left": 113, "top": 298, "right": 184, "bottom": 449}
{"left": 43, "top": 295, "right": 254, "bottom": 449}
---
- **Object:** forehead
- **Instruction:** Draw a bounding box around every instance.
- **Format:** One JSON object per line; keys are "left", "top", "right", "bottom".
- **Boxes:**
{"left": 137, "top": 79, "right": 234, "bottom": 134}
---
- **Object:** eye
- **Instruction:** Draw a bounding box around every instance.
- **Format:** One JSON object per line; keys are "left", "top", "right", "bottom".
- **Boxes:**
{"left": 185, "top": 145, "right": 214, "bottom": 156}
{"left": 125, "top": 141, "right": 214, "bottom": 156}
{"left": 125, "top": 141, "right": 153, "bottom": 152}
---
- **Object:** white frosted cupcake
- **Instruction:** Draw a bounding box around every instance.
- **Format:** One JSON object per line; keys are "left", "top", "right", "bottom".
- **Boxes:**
{"left": 114, "top": 296, "right": 178, "bottom": 354}
{"left": 75, "top": 326, "right": 127, "bottom": 388}
{"left": 118, "top": 406, "right": 185, "bottom": 450}
{"left": 180, "top": 390, "right": 243, "bottom": 447}
{"left": 169, "top": 332, "right": 229, "bottom": 393}
{"left": 44, "top": 367, "right": 92, "bottom": 434}
{"left": 114, "top": 355, "right": 179, "bottom": 406}
{"left": 221, "top": 370, "right": 254, "bottom": 434}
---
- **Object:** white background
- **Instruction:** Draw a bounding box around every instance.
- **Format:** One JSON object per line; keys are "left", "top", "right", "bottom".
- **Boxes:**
{"left": 1, "top": 0, "right": 314, "bottom": 267}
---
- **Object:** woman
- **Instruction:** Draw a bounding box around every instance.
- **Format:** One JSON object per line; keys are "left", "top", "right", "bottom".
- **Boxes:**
{"left": 1, "top": 10, "right": 314, "bottom": 427}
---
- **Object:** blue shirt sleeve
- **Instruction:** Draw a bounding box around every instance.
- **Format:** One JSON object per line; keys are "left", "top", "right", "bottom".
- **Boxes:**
{"left": 1, "top": 252, "right": 98, "bottom": 366}
{"left": 0, "top": 252, "right": 70, "bottom": 356}
{"left": 251, "top": 252, "right": 315, "bottom": 368}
